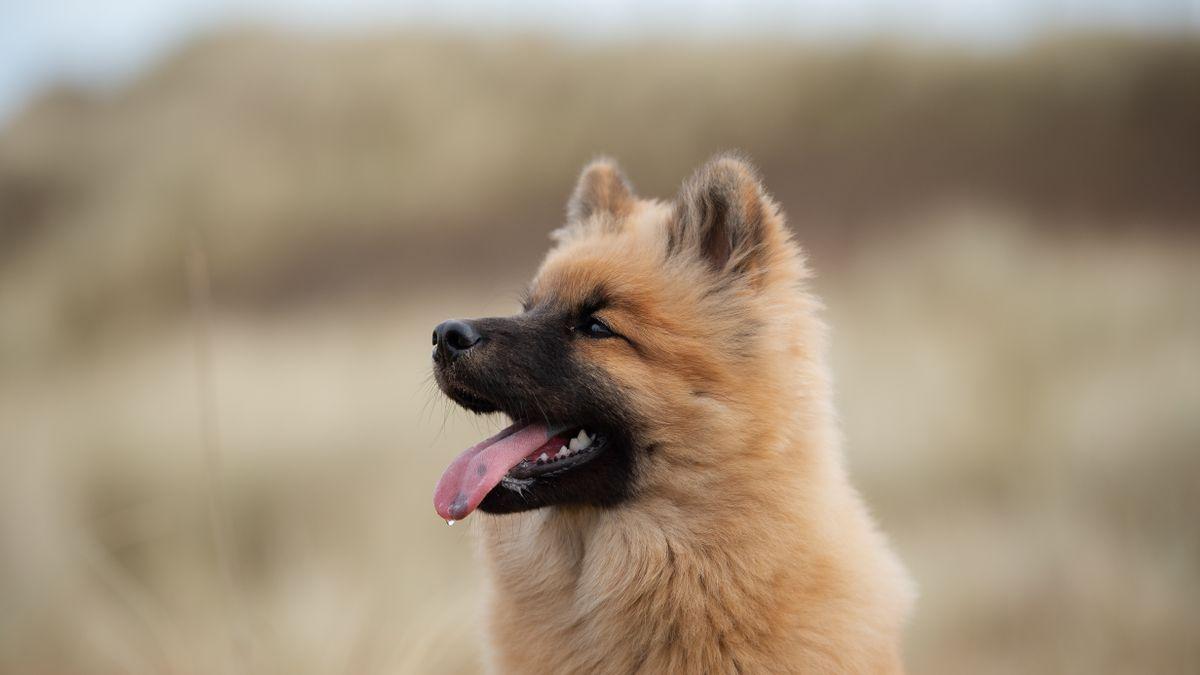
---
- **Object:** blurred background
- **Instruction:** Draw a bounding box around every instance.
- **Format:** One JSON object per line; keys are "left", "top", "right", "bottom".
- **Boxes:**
{"left": 2, "top": 1, "right": 1198, "bottom": 673}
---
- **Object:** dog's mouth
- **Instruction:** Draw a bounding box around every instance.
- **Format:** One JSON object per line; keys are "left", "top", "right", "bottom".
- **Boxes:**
{"left": 433, "top": 419, "right": 608, "bottom": 522}
{"left": 506, "top": 426, "right": 607, "bottom": 478}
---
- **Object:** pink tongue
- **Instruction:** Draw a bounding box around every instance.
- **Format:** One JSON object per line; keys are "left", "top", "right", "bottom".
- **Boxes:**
{"left": 433, "top": 422, "right": 550, "bottom": 521}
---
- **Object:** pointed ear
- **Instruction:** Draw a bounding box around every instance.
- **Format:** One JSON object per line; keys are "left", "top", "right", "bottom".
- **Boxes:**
{"left": 566, "top": 157, "right": 636, "bottom": 223}
{"left": 668, "top": 153, "right": 776, "bottom": 276}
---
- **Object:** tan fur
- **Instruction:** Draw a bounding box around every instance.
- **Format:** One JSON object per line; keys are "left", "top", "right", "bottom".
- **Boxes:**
{"left": 474, "top": 156, "right": 914, "bottom": 674}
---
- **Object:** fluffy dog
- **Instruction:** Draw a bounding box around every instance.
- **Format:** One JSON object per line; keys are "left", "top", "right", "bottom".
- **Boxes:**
{"left": 432, "top": 154, "right": 913, "bottom": 673}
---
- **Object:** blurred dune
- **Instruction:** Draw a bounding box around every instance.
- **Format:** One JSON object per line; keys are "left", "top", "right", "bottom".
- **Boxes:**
{"left": 1, "top": 30, "right": 1198, "bottom": 674}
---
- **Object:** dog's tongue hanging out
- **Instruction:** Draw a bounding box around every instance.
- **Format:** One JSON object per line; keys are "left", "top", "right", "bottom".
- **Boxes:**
{"left": 434, "top": 422, "right": 562, "bottom": 522}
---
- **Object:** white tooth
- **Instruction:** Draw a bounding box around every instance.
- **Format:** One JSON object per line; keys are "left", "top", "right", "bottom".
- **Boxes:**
{"left": 556, "top": 446, "right": 570, "bottom": 458}
{"left": 538, "top": 452, "right": 549, "bottom": 462}
{"left": 576, "top": 429, "right": 592, "bottom": 449}
{"left": 569, "top": 437, "right": 583, "bottom": 451}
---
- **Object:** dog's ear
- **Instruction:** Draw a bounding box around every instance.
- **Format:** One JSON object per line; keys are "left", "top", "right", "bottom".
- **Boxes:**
{"left": 566, "top": 157, "right": 636, "bottom": 223}
{"left": 668, "top": 153, "right": 778, "bottom": 278}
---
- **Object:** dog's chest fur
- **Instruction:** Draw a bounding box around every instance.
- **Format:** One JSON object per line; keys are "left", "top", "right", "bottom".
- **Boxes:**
{"left": 477, "top": 488, "right": 910, "bottom": 675}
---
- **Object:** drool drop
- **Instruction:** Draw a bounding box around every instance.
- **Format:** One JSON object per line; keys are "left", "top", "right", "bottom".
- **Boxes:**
{"left": 446, "top": 519, "right": 456, "bottom": 527}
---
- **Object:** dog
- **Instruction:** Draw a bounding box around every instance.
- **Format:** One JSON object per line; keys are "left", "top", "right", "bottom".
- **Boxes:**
{"left": 431, "top": 154, "right": 914, "bottom": 673}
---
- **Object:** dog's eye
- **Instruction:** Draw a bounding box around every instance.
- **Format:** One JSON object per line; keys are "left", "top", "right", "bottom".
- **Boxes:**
{"left": 579, "top": 316, "right": 614, "bottom": 339}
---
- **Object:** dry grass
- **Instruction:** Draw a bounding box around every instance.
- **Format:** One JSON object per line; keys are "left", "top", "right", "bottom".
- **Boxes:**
{"left": 1, "top": 30, "right": 1198, "bottom": 674}
{"left": 828, "top": 216, "right": 1200, "bottom": 673}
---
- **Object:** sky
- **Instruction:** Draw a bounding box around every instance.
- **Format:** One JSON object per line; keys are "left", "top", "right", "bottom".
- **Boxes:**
{"left": 0, "top": 0, "right": 1197, "bottom": 123}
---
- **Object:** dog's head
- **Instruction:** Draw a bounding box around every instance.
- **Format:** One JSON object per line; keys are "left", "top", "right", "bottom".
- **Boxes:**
{"left": 432, "top": 154, "right": 813, "bottom": 521}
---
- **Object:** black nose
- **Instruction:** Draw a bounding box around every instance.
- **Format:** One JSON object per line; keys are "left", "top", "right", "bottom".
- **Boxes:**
{"left": 433, "top": 319, "right": 482, "bottom": 360}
